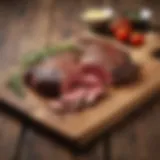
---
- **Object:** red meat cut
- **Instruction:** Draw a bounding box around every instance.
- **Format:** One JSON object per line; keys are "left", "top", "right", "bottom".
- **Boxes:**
{"left": 24, "top": 38, "right": 139, "bottom": 113}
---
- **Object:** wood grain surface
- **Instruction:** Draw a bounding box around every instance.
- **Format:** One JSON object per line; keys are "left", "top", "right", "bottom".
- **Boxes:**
{"left": 0, "top": 111, "right": 22, "bottom": 160}
{"left": 0, "top": 0, "right": 159, "bottom": 159}
{"left": 110, "top": 96, "right": 160, "bottom": 160}
{"left": 18, "top": 127, "right": 107, "bottom": 160}
{"left": 0, "top": 2, "right": 24, "bottom": 160}
{"left": 18, "top": 128, "right": 74, "bottom": 160}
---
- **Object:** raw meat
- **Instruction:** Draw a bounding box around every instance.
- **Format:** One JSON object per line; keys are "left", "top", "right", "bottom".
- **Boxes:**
{"left": 80, "top": 37, "right": 139, "bottom": 84}
{"left": 24, "top": 52, "right": 80, "bottom": 97}
{"left": 24, "top": 38, "right": 139, "bottom": 113}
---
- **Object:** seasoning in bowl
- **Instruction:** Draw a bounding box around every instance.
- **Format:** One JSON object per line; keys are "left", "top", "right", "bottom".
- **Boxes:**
{"left": 81, "top": 8, "right": 115, "bottom": 35}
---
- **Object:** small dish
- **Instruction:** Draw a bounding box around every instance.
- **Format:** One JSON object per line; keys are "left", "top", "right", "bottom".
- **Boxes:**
{"left": 81, "top": 7, "right": 115, "bottom": 34}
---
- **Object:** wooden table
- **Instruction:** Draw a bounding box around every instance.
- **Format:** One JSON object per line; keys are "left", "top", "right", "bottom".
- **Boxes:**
{"left": 0, "top": 0, "right": 160, "bottom": 159}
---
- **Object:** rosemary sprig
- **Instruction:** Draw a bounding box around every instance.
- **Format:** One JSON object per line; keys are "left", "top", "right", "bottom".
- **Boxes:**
{"left": 21, "top": 43, "right": 79, "bottom": 69}
{"left": 8, "top": 43, "right": 79, "bottom": 98}
{"left": 7, "top": 73, "right": 25, "bottom": 98}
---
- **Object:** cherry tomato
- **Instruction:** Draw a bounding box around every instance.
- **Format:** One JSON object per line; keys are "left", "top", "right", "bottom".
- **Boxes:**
{"left": 130, "top": 33, "right": 144, "bottom": 46}
{"left": 115, "top": 27, "right": 130, "bottom": 41}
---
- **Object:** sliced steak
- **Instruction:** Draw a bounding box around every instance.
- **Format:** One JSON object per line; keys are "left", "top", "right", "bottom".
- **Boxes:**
{"left": 80, "top": 39, "right": 139, "bottom": 84}
{"left": 24, "top": 51, "right": 80, "bottom": 98}
{"left": 24, "top": 38, "right": 140, "bottom": 113}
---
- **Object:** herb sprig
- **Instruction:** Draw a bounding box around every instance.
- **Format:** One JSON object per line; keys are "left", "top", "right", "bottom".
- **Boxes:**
{"left": 21, "top": 43, "right": 79, "bottom": 69}
{"left": 8, "top": 43, "right": 79, "bottom": 98}
{"left": 7, "top": 73, "right": 25, "bottom": 98}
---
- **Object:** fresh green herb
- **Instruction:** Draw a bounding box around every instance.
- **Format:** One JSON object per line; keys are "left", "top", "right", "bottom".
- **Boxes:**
{"left": 21, "top": 43, "right": 79, "bottom": 69}
{"left": 8, "top": 43, "right": 79, "bottom": 97}
{"left": 7, "top": 73, "right": 25, "bottom": 98}
{"left": 126, "top": 11, "right": 141, "bottom": 20}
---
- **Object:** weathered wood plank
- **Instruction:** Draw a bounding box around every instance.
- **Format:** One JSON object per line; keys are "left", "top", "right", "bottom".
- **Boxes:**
{"left": 48, "top": 0, "right": 104, "bottom": 45}
{"left": 48, "top": 0, "right": 83, "bottom": 44}
{"left": 18, "top": 127, "right": 109, "bottom": 160}
{"left": 0, "top": 0, "right": 52, "bottom": 70}
{"left": 0, "top": 110, "right": 22, "bottom": 160}
{"left": 0, "top": 0, "right": 31, "bottom": 70}
{"left": 0, "top": 3, "right": 26, "bottom": 158}
{"left": 134, "top": 98, "right": 160, "bottom": 160}
{"left": 0, "top": 0, "right": 56, "bottom": 159}
{"left": 110, "top": 96, "right": 160, "bottom": 160}
{"left": 0, "top": 1, "right": 25, "bottom": 70}
{"left": 18, "top": 128, "right": 74, "bottom": 160}
{"left": 0, "top": 0, "right": 56, "bottom": 160}
{"left": 73, "top": 141, "right": 107, "bottom": 160}
{"left": 18, "top": 0, "right": 54, "bottom": 55}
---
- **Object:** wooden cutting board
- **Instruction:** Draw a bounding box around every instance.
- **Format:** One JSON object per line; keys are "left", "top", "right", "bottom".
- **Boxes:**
{"left": 0, "top": 32, "right": 160, "bottom": 145}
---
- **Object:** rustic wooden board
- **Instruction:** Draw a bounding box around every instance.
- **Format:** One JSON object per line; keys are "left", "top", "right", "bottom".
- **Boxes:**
{"left": 0, "top": 33, "right": 160, "bottom": 144}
